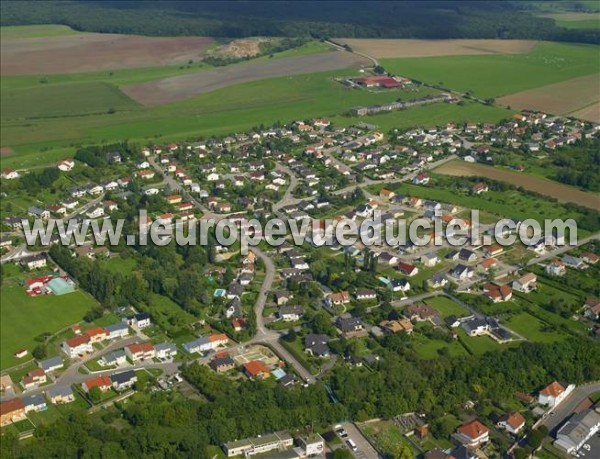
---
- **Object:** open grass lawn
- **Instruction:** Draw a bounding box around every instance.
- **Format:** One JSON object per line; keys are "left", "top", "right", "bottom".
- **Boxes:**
{"left": 425, "top": 296, "right": 471, "bottom": 319}
{"left": 457, "top": 329, "right": 509, "bottom": 355}
{"left": 2, "top": 82, "right": 140, "bottom": 120}
{"left": 412, "top": 332, "right": 469, "bottom": 359}
{"left": 1, "top": 285, "right": 97, "bottom": 370}
{"left": 505, "top": 312, "right": 566, "bottom": 343}
{"left": 381, "top": 41, "right": 600, "bottom": 99}
{"left": 102, "top": 255, "right": 138, "bottom": 274}
{"left": 145, "top": 293, "right": 197, "bottom": 334}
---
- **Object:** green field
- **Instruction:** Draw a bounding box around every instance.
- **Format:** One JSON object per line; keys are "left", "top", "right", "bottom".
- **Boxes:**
{"left": 381, "top": 41, "right": 600, "bottom": 99}
{"left": 505, "top": 312, "right": 566, "bottom": 343}
{"left": 2, "top": 82, "right": 140, "bottom": 120}
{"left": 555, "top": 19, "right": 600, "bottom": 29}
{"left": 0, "top": 285, "right": 97, "bottom": 369}
{"left": 1, "top": 70, "right": 444, "bottom": 168}
{"left": 424, "top": 296, "right": 471, "bottom": 319}
{"left": 0, "top": 24, "right": 81, "bottom": 39}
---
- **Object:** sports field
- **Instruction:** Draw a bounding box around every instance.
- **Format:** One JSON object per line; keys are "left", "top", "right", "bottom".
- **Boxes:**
{"left": 381, "top": 41, "right": 600, "bottom": 99}
{"left": 0, "top": 285, "right": 97, "bottom": 370}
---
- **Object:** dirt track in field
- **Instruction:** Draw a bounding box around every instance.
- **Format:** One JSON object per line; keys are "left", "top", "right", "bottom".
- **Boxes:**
{"left": 337, "top": 39, "right": 536, "bottom": 58}
{"left": 1, "top": 34, "right": 214, "bottom": 75}
{"left": 497, "top": 74, "right": 600, "bottom": 121}
{"left": 434, "top": 160, "right": 600, "bottom": 210}
{"left": 121, "top": 51, "right": 370, "bottom": 106}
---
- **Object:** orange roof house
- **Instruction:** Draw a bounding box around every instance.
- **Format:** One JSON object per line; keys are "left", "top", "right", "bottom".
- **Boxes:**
{"left": 244, "top": 360, "right": 270, "bottom": 380}
{"left": 456, "top": 419, "right": 490, "bottom": 446}
{"left": 83, "top": 375, "right": 112, "bottom": 393}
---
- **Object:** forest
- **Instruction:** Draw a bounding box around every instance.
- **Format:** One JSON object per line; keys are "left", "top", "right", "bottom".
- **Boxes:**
{"left": 1, "top": 1, "right": 598, "bottom": 44}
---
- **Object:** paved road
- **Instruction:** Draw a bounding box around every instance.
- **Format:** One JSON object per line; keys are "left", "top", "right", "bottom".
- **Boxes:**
{"left": 537, "top": 382, "right": 600, "bottom": 433}
{"left": 526, "top": 232, "right": 600, "bottom": 266}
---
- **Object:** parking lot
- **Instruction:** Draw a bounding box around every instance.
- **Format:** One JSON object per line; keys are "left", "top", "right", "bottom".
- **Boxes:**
{"left": 573, "top": 432, "right": 600, "bottom": 458}
{"left": 336, "top": 422, "right": 379, "bottom": 459}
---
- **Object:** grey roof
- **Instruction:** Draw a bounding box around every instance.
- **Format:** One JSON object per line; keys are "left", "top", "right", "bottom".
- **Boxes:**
{"left": 556, "top": 409, "right": 600, "bottom": 449}
{"left": 304, "top": 334, "right": 328, "bottom": 348}
{"left": 111, "top": 370, "right": 137, "bottom": 385}
{"left": 38, "top": 356, "right": 63, "bottom": 371}
{"left": 47, "top": 385, "right": 73, "bottom": 398}
{"left": 22, "top": 394, "right": 45, "bottom": 407}
{"left": 103, "top": 349, "right": 126, "bottom": 364}
{"left": 155, "top": 343, "right": 176, "bottom": 353}
{"left": 105, "top": 322, "right": 129, "bottom": 333}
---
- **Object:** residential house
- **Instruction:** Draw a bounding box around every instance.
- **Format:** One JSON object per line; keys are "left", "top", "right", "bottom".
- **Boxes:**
{"left": 100, "top": 350, "right": 127, "bottom": 367}
{"left": 61, "top": 335, "right": 93, "bottom": 358}
{"left": 304, "top": 334, "right": 330, "bottom": 358}
{"left": 337, "top": 317, "right": 367, "bottom": 338}
{"left": 355, "top": 289, "right": 377, "bottom": 301}
{"left": 21, "top": 368, "right": 47, "bottom": 389}
{"left": 581, "top": 252, "right": 599, "bottom": 265}
{"left": 1, "top": 168, "right": 20, "bottom": 180}
{"left": 244, "top": 360, "right": 270, "bottom": 380}
{"left": 155, "top": 343, "right": 177, "bottom": 360}
{"left": 210, "top": 357, "right": 236, "bottom": 373}
{"left": 449, "top": 264, "right": 474, "bottom": 281}
{"left": 125, "top": 342, "right": 155, "bottom": 362}
{"left": 275, "top": 290, "right": 292, "bottom": 306}
{"left": 389, "top": 278, "right": 411, "bottom": 292}
{"left": 329, "top": 291, "right": 351, "bottom": 305}
{"left": 421, "top": 252, "right": 439, "bottom": 267}
{"left": 82, "top": 375, "right": 112, "bottom": 393}
{"left": 47, "top": 386, "right": 75, "bottom": 404}
{"left": 538, "top": 381, "right": 574, "bottom": 407}
{"left": 404, "top": 304, "right": 439, "bottom": 323}
{"left": 584, "top": 298, "right": 600, "bottom": 320}
{"left": 428, "top": 273, "right": 448, "bottom": 289}
{"left": 28, "top": 206, "right": 50, "bottom": 219}
{"left": 397, "top": 262, "right": 419, "bottom": 277}
{"left": 278, "top": 305, "right": 304, "bottom": 322}
{"left": 112, "top": 370, "right": 138, "bottom": 391}
{"left": 22, "top": 394, "right": 47, "bottom": 413}
{"left": 546, "top": 260, "right": 566, "bottom": 277}
{"left": 483, "top": 283, "right": 513, "bottom": 303}
{"left": 459, "top": 248, "right": 477, "bottom": 263}
{"left": 562, "top": 255, "right": 586, "bottom": 269}
{"left": 0, "top": 398, "right": 26, "bottom": 426}
{"left": 380, "top": 319, "right": 413, "bottom": 335}
{"left": 497, "top": 412, "right": 526, "bottom": 435}
{"left": 512, "top": 273, "right": 537, "bottom": 293}
{"left": 38, "top": 356, "right": 64, "bottom": 373}
{"left": 105, "top": 322, "right": 130, "bottom": 340}
{"left": 57, "top": 159, "right": 75, "bottom": 172}
{"left": 125, "top": 312, "right": 152, "bottom": 329}
{"left": 454, "top": 420, "right": 490, "bottom": 447}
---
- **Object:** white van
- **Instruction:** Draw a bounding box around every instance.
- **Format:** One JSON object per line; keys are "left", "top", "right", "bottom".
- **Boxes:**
{"left": 346, "top": 439, "right": 358, "bottom": 451}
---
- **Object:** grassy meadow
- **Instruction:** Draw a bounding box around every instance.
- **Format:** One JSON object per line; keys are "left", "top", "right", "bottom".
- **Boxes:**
{"left": 381, "top": 41, "right": 600, "bottom": 99}
{"left": 0, "top": 284, "right": 97, "bottom": 370}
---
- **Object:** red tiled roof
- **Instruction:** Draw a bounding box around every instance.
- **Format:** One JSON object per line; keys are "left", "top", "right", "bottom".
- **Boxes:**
{"left": 0, "top": 398, "right": 25, "bottom": 415}
{"left": 65, "top": 335, "right": 90, "bottom": 348}
{"left": 244, "top": 360, "right": 270, "bottom": 377}
{"left": 540, "top": 381, "right": 565, "bottom": 397}
{"left": 84, "top": 375, "right": 112, "bottom": 391}
{"left": 458, "top": 420, "right": 489, "bottom": 440}
{"left": 127, "top": 342, "right": 154, "bottom": 354}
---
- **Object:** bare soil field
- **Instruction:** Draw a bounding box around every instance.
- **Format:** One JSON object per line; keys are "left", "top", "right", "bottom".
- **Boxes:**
{"left": 122, "top": 51, "right": 370, "bottom": 106}
{"left": 497, "top": 74, "right": 600, "bottom": 120}
{"left": 570, "top": 102, "right": 600, "bottom": 124}
{"left": 0, "top": 147, "right": 15, "bottom": 157}
{"left": 1, "top": 33, "right": 214, "bottom": 75}
{"left": 434, "top": 160, "right": 600, "bottom": 210}
{"left": 337, "top": 39, "right": 536, "bottom": 58}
